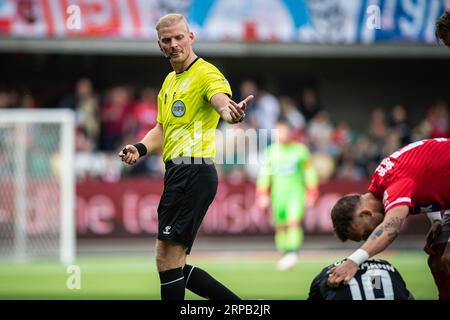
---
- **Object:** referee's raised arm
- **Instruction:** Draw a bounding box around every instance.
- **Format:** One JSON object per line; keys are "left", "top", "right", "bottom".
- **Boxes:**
{"left": 211, "top": 93, "right": 254, "bottom": 124}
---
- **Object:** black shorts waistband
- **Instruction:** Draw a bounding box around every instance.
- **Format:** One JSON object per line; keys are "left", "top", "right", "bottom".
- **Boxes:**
{"left": 165, "top": 157, "right": 215, "bottom": 169}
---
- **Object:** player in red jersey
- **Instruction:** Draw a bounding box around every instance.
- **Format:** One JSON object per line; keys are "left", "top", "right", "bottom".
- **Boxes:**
{"left": 328, "top": 138, "right": 450, "bottom": 299}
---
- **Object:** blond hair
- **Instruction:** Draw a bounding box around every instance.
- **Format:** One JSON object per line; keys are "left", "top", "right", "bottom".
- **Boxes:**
{"left": 155, "top": 13, "right": 190, "bottom": 35}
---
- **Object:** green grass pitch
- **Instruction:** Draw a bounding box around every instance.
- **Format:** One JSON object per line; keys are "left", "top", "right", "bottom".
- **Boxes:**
{"left": 0, "top": 250, "right": 437, "bottom": 300}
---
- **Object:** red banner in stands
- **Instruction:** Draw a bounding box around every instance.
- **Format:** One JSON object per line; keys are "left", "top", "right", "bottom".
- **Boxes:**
{"left": 0, "top": 178, "right": 428, "bottom": 238}
{"left": 0, "top": 0, "right": 159, "bottom": 38}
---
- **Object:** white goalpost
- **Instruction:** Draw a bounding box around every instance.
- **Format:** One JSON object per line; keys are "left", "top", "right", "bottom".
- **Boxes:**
{"left": 0, "top": 109, "right": 75, "bottom": 264}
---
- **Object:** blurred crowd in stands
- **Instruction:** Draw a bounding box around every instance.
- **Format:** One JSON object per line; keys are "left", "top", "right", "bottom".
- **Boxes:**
{"left": 0, "top": 77, "right": 449, "bottom": 183}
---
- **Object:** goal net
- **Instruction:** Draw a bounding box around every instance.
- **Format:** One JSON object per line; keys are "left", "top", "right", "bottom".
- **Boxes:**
{"left": 0, "top": 109, "right": 75, "bottom": 264}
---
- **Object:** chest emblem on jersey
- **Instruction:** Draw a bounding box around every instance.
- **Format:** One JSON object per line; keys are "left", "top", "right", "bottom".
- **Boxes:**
{"left": 172, "top": 100, "right": 186, "bottom": 117}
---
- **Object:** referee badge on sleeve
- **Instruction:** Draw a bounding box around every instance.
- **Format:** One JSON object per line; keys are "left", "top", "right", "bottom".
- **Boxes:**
{"left": 172, "top": 100, "right": 186, "bottom": 117}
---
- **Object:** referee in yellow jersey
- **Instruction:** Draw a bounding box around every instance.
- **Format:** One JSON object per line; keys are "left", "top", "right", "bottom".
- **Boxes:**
{"left": 119, "top": 13, "right": 253, "bottom": 300}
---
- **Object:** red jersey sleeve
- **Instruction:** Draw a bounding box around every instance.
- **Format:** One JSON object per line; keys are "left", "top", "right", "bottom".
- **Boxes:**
{"left": 368, "top": 178, "right": 382, "bottom": 199}
{"left": 382, "top": 178, "right": 416, "bottom": 213}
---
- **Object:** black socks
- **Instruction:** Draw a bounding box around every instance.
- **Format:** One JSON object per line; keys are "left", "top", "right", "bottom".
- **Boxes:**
{"left": 158, "top": 265, "right": 241, "bottom": 300}
{"left": 159, "top": 267, "right": 185, "bottom": 300}
{"left": 183, "top": 264, "right": 241, "bottom": 300}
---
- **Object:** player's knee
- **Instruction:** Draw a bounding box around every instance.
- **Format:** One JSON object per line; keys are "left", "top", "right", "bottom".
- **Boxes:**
{"left": 155, "top": 241, "right": 187, "bottom": 271}
{"left": 276, "top": 225, "right": 288, "bottom": 232}
{"left": 156, "top": 253, "right": 185, "bottom": 271}
{"left": 287, "top": 220, "right": 301, "bottom": 229}
{"left": 155, "top": 249, "right": 168, "bottom": 269}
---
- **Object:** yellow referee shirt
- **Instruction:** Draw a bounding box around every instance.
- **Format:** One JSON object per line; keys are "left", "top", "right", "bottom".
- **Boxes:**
{"left": 157, "top": 57, "right": 232, "bottom": 162}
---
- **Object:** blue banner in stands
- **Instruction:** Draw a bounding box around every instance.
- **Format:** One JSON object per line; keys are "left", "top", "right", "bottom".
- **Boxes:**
{"left": 0, "top": 0, "right": 447, "bottom": 43}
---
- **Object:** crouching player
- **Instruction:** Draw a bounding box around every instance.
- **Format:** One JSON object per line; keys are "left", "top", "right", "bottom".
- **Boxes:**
{"left": 308, "top": 258, "right": 413, "bottom": 300}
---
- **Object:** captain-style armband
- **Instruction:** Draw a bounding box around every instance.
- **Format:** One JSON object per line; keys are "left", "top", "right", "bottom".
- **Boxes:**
{"left": 426, "top": 211, "right": 442, "bottom": 223}
{"left": 347, "top": 249, "right": 369, "bottom": 266}
{"left": 133, "top": 143, "right": 148, "bottom": 158}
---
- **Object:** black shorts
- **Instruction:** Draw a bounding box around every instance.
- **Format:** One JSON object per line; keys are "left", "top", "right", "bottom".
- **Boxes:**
{"left": 157, "top": 157, "right": 218, "bottom": 254}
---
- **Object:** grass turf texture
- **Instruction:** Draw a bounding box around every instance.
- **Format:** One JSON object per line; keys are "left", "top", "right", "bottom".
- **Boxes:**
{"left": 0, "top": 250, "right": 436, "bottom": 299}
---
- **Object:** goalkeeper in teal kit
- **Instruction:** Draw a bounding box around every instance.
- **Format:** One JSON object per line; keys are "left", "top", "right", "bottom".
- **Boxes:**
{"left": 256, "top": 121, "right": 318, "bottom": 271}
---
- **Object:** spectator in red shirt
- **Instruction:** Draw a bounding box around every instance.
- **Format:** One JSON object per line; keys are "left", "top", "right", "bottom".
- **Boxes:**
{"left": 100, "top": 86, "right": 133, "bottom": 151}
{"left": 130, "top": 87, "right": 158, "bottom": 142}
{"left": 428, "top": 100, "right": 449, "bottom": 138}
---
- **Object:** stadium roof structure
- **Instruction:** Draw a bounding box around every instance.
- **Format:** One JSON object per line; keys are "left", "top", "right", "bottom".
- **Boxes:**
{"left": 0, "top": 38, "right": 449, "bottom": 58}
